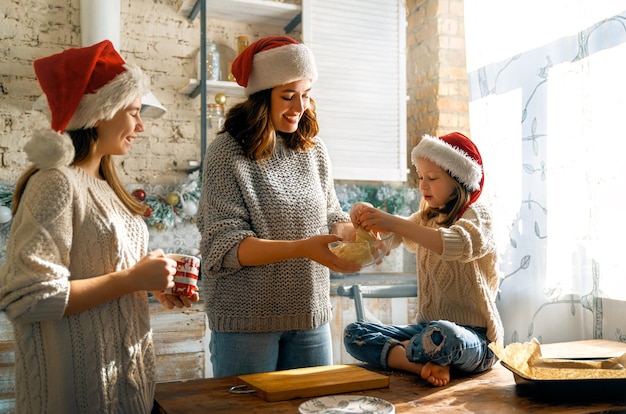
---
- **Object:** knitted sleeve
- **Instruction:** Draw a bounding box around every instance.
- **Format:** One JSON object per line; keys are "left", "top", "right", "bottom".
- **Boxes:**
{"left": 438, "top": 202, "right": 497, "bottom": 262}
{"left": 0, "top": 168, "right": 74, "bottom": 323}
{"left": 196, "top": 134, "right": 255, "bottom": 276}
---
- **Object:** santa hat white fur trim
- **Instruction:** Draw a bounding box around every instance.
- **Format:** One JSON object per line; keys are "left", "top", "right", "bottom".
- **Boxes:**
{"left": 411, "top": 134, "right": 482, "bottom": 191}
{"left": 27, "top": 63, "right": 146, "bottom": 170}
{"left": 25, "top": 130, "right": 75, "bottom": 170}
{"left": 245, "top": 43, "right": 318, "bottom": 96}
{"left": 65, "top": 63, "right": 149, "bottom": 130}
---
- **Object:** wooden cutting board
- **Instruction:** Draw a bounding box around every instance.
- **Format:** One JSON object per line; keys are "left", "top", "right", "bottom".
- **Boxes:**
{"left": 236, "top": 364, "right": 389, "bottom": 402}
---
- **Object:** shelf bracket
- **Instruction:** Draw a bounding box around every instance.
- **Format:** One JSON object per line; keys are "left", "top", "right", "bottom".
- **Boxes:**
{"left": 188, "top": 0, "right": 201, "bottom": 21}
{"left": 189, "top": 84, "right": 201, "bottom": 98}
{"left": 285, "top": 12, "right": 301, "bottom": 34}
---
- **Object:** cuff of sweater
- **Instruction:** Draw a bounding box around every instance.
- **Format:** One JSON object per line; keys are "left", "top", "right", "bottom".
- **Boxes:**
{"left": 223, "top": 245, "right": 242, "bottom": 269}
{"left": 13, "top": 282, "right": 69, "bottom": 323}
{"left": 438, "top": 228, "right": 464, "bottom": 260}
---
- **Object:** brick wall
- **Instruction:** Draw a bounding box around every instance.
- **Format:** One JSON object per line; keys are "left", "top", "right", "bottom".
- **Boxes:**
{"left": 406, "top": 0, "right": 469, "bottom": 186}
{"left": 0, "top": 0, "right": 279, "bottom": 185}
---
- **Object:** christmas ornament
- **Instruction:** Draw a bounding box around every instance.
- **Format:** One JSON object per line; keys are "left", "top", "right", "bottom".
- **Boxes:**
{"left": 132, "top": 188, "right": 146, "bottom": 201}
{"left": 0, "top": 206, "right": 12, "bottom": 224}
{"left": 215, "top": 93, "right": 227, "bottom": 105}
{"left": 182, "top": 200, "right": 198, "bottom": 216}
{"left": 165, "top": 192, "right": 180, "bottom": 206}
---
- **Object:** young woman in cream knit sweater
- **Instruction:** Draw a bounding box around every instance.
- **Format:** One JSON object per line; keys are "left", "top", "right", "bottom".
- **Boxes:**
{"left": 0, "top": 40, "right": 198, "bottom": 413}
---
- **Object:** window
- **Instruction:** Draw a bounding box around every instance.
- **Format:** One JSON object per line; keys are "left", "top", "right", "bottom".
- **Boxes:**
{"left": 303, "top": 0, "right": 407, "bottom": 182}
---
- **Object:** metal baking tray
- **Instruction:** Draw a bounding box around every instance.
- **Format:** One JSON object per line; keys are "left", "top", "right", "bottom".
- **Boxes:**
{"left": 501, "top": 359, "right": 626, "bottom": 401}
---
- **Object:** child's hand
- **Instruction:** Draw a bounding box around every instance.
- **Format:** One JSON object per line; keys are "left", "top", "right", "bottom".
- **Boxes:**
{"left": 358, "top": 206, "right": 396, "bottom": 233}
{"left": 350, "top": 202, "right": 373, "bottom": 227}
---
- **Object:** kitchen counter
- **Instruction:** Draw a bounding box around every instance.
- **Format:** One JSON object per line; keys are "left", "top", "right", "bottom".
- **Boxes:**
{"left": 153, "top": 339, "right": 626, "bottom": 414}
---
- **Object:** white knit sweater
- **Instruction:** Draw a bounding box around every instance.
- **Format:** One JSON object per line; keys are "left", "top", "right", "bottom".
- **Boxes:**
{"left": 401, "top": 202, "right": 504, "bottom": 343}
{"left": 0, "top": 166, "right": 154, "bottom": 414}
{"left": 196, "top": 133, "right": 349, "bottom": 333}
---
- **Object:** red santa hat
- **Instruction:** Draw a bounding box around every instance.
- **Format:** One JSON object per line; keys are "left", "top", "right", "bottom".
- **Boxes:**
{"left": 27, "top": 40, "right": 149, "bottom": 169}
{"left": 231, "top": 36, "right": 318, "bottom": 96}
{"left": 411, "top": 132, "right": 484, "bottom": 210}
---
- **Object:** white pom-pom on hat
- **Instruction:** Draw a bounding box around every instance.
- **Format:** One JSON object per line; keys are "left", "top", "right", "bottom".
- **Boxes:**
{"left": 25, "top": 130, "right": 75, "bottom": 170}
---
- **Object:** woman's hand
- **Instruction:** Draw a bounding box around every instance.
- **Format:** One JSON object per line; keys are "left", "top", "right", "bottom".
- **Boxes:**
{"left": 300, "top": 234, "right": 362, "bottom": 274}
{"left": 126, "top": 249, "right": 176, "bottom": 292}
{"left": 151, "top": 290, "right": 200, "bottom": 309}
{"left": 65, "top": 249, "right": 178, "bottom": 315}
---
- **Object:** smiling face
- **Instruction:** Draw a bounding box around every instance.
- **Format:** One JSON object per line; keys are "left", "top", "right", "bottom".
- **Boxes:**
{"left": 94, "top": 96, "right": 145, "bottom": 157}
{"left": 415, "top": 157, "right": 458, "bottom": 208}
{"left": 270, "top": 79, "right": 312, "bottom": 133}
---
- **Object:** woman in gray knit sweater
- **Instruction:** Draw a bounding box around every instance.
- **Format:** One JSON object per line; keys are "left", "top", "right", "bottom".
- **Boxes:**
{"left": 197, "top": 36, "right": 361, "bottom": 377}
{"left": 0, "top": 41, "right": 198, "bottom": 413}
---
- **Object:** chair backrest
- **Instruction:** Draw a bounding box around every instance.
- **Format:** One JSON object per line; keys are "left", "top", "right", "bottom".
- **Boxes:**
{"left": 336, "top": 284, "right": 418, "bottom": 323}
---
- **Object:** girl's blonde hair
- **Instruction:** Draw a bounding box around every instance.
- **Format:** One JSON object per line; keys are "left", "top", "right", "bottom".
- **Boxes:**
{"left": 222, "top": 89, "right": 319, "bottom": 161}
{"left": 12, "top": 127, "right": 146, "bottom": 216}
{"left": 419, "top": 176, "right": 471, "bottom": 228}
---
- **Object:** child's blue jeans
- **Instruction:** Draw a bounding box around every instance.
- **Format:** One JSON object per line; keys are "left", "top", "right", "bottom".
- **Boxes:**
{"left": 344, "top": 319, "right": 497, "bottom": 373}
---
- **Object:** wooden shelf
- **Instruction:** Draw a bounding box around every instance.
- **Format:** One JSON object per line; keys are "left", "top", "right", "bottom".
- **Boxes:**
{"left": 178, "top": 0, "right": 300, "bottom": 28}
{"left": 180, "top": 79, "right": 245, "bottom": 98}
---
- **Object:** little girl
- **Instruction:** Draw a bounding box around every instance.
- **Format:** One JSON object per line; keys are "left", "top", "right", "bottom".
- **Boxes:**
{"left": 345, "top": 132, "right": 503, "bottom": 387}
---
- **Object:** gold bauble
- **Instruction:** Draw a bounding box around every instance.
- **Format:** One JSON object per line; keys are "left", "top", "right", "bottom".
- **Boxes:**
{"left": 215, "top": 93, "right": 227, "bottom": 105}
{"left": 165, "top": 192, "right": 180, "bottom": 206}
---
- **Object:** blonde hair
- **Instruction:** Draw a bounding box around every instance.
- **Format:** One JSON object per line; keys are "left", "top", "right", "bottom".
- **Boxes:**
{"left": 419, "top": 176, "right": 471, "bottom": 228}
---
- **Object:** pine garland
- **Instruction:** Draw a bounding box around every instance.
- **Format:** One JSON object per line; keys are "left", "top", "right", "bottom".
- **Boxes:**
{"left": 136, "top": 171, "right": 201, "bottom": 230}
{"left": 0, "top": 172, "right": 202, "bottom": 230}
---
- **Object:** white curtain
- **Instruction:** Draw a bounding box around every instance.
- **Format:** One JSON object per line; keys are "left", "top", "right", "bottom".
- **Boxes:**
{"left": 464, "top": 1, "right": 626, "bottom": 344}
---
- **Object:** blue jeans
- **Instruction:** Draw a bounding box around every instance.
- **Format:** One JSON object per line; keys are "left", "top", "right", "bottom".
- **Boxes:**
{"left": 344, "top": 320, "right": 496, "bottom": 373}
{"left": 210, "top": 322, "right": 332, "bottom": 377}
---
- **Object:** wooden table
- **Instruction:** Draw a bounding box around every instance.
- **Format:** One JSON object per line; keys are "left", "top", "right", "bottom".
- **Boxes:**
{"left": 153, "top": 340, "right": 626, "bottom": 413}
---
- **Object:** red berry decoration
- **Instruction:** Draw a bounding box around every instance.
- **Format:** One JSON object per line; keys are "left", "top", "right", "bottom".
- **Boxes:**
{"left": 133, "top": 188, "right": 146, "bottom": 201}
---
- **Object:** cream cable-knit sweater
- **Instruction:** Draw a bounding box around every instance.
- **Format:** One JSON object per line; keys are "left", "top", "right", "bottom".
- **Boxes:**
{"left": 197, "top": 133, "right": 349, "bottom": 333}
{"left": 401, "top": 202, "right": 504, "bottom": 343}
{"left": 0, "top": 166, "right": 154, "bottom": 414}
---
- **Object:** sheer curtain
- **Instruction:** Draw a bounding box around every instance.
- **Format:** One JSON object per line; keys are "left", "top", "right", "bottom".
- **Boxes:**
{"left": 464, "top": 1, "right": 626, "bottom": 344}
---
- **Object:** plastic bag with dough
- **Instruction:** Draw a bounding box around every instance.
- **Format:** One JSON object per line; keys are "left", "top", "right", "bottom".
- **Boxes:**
{"left": 330, "top": 242, "right": 373, "bottom": 265}
{"left": 330, "top": 227, "right": 379, "bottom": 264}
{"left": 355, "top": 227, "right": 379, "bottom": 242}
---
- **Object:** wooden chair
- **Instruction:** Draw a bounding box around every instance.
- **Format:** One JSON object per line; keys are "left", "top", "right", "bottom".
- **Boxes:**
{"left": 336, "top": 283, "right": 418, "bottom": 323}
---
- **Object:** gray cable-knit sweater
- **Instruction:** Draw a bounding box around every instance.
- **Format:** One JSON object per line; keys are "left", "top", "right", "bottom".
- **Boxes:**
{"left": 197, "top": 133, "right": 349, "bottom": 333}
{"left": 0, "top": 166, "right": 155, "bottom": 414}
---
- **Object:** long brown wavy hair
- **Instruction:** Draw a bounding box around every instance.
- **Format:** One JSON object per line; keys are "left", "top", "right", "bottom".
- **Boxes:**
{"left": 221, "top": 89, "right": 319, "bottom": 160}
{"left": 13, "top": 128, "right": 146, "bottom": 216}
{"left": 418, "top": 178, "right": 471, "bottom": 228}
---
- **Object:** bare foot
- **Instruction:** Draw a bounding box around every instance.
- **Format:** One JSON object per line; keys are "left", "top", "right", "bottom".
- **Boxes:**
{"left": 421, "top": 362, "right": 450, "bottom": 386}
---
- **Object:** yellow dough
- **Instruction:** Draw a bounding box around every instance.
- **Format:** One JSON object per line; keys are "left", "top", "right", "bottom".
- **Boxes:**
{"left": 330, "top": 227, "right": 379, "bottom": 265}
{"left": 355, "top": 227, "right": 378, "bottom": 242}
{"left": 330, "top": 242, "right": 373, "bottom": 265}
